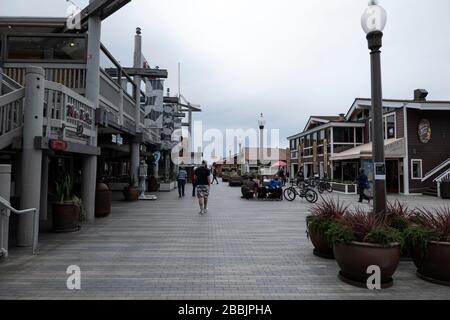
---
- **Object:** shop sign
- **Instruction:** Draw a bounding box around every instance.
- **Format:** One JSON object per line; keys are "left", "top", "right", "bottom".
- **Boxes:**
{"left": 67, "top": 104, "right": 93, "bottom": 126}
{"left": 50, "top": 140, "right": 68, "bottom": 152}
{"left": 111, "top": 134, "right": 123, "bottom": 146}
{"left": 418, "top": 119, "right": 432, "bottom": 144}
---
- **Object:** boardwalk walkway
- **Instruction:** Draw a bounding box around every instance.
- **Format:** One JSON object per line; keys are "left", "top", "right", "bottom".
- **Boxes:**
{"left": 1, "top": 183, "right": 449, "bottom": 299}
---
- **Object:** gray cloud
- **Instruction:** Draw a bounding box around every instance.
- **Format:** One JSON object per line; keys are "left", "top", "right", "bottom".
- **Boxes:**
{"left": 3, "top": 0, "right": 450, "bottom": 154}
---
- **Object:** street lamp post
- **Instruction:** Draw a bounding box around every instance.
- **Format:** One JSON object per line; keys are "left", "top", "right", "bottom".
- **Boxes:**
{"left": 258, "top": 113, "right": 266, "bottom": 167}
{"left": 361, "top": 0, "right": 387, "bottom": 215}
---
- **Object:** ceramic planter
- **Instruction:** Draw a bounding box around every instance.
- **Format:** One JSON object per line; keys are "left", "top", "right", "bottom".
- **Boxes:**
{"left": 334, "top": 241, "right": 401, "bottom": 288}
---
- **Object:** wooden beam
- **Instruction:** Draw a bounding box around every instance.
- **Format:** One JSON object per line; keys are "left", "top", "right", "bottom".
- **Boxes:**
{"left": 105, "top": 67, "right": 168, "bottom": 79}
{"left": 64, "top": 0, "right": 131, "bottom": 33}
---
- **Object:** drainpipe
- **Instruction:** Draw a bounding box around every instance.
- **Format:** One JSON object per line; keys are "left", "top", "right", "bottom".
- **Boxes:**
{"left": 403, "top": 105, "right": 410, "bottom": 195}
{"left": 83, "top": 0, "right": 101, "bottom": 221}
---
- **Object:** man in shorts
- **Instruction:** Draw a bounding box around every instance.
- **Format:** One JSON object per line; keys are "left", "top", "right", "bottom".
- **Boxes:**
{"left": 194, "top": 161, "right": 211, "bottom": 214}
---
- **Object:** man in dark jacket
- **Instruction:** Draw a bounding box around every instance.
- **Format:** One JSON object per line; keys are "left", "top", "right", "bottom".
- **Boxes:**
{"left": 356, "top": 168, "right": 371, "bottom": 203}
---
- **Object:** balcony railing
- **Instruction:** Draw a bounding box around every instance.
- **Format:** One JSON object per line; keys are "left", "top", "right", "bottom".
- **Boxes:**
{"left": 0, "top": 72, "right": 25, "bottom": 149}
{"left": 2, "top": 32, "right": 156, "bottom": 144}
{"left": 44, "top": 80, "right": 96, "bottom": 145}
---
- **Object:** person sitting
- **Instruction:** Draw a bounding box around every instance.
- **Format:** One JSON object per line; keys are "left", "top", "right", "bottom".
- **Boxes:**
{"left": 267, "top": 175, "right": 283, "bottom": 199}
{"left": 241, "top": 176, "right": 258, "bottom": 200}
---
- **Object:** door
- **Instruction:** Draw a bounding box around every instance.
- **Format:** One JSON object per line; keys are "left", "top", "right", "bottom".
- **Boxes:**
{"left": 386, "top": 160, "right": 399, "bottom": 194}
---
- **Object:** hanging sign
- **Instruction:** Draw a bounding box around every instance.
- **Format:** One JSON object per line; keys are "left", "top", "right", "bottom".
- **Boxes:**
{"left": 374, "top": 162, "right": 386, "bottom": 180}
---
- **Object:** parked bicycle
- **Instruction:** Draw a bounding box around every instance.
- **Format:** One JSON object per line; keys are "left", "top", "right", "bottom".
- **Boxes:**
{"left": 283, "top": 182, "right": 318, "bottom": 203}
{"left": 317, "top": 178, "right": 334, "bottom": 194}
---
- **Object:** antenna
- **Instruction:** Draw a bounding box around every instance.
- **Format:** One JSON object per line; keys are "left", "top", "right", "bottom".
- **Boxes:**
{"left": 178, "top": 62, "right": 181, "bottom": 98}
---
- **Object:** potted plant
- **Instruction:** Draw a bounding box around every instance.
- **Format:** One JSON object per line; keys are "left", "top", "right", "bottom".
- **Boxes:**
{"left": 222, "top": 172, "right": 231, "bottom": 183}
{"left": 441, "top": 178, "right": 450, "bottom": 199}
{"left": 385, "top": 201, "right": 413, "bottom": 260}
{"left": 123, "top": 175, "right": 139, "bottom": 201}
{"left": 53, "top": 175, "right": 82, "bottom": 233}
{"left": 404, "top": 206, "right": 450, "bottom": 286}
{"left": 306, "top": 197, "right": 348, "bottom": 259}
{"left": 327, "top": 209, "right": 402, "bottom": 288}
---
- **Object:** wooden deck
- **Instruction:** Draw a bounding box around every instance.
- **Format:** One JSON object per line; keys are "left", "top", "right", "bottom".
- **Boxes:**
{"left": 0, "top": 183, "right": 449, "bottom": 300}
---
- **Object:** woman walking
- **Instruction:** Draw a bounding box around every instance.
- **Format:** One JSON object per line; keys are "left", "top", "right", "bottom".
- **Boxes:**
{"left": 356, "top": 168, "right": 371, "bottom": 203}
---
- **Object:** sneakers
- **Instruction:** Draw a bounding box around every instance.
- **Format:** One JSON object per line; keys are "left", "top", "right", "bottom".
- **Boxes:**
{"left": 199, "top": 208, "right": 208, "bottom": 215}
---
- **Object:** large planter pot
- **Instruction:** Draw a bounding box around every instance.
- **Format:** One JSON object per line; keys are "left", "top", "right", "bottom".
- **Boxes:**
{"left": 410, "top": 241, "right": 450, "bottom": 286}
{"left": 441, "top": 182, "right": 450, "bottom": 199}
{"left": 229, "top": 176, "right": 244, "bottom": 187}
{"left": 52, "top": 203, "right": 81, "bottom": 233}
{"left": 123, "top": 187, "right": 139, "bottom": 201}
{"left": 308, "top": 229, "right": 334, "bottom": 259}
{"left": 334, "top": 242, "right": 401, "bottom": 288}
{"left": 95, "top": 183, "right": 112, "bottom": 218}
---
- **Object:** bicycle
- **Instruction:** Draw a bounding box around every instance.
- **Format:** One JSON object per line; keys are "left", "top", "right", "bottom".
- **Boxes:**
{"left": 283, "top": 182, "right": 318, "bottom": 203}
{"left": 317, "top": 178, "right": 334, "bottom": 194}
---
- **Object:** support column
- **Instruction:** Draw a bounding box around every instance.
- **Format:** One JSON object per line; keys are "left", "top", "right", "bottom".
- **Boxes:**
{"left": 83, "top": 2, "right": 101, "bottom": 221}
{"left": 82, "top": 156, "right": 97, "bottom": 221}
{"left": 0, "top": 165, "right": 11, "bottom": 257}
{"left": 18, "top": 67, "right": 44, "bottom": 247}
{"left": 39, "top": 154, "right": 49, "bottom": 221}
{"left": 134, "top": 28, "right": 142, "bottom": 133}
{"left": 131, "top": 143, "right": 140, "bottom": 183}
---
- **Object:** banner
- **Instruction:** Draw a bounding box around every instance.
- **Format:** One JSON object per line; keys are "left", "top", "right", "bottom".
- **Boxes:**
{"left": 144, "top": 79, "right": 164, "bottom": 128}
{"left": 161, "top": 104, "right": 175, "bottom": 150}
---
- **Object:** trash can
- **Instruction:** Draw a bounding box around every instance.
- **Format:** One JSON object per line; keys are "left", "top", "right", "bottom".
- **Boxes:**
{"left": 95, "top": 183, "right": 112, "bottom": 218}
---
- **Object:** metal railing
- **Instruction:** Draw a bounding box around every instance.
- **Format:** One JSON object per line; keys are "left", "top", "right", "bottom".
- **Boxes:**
{"left": 0, "top": 196, "right": 38, "bottom": 257}
{"left": 0, "top": 72, "right": 25, "bottom": 149}
{"left": 422, "top": 158, "right": 450, "bottom": 182}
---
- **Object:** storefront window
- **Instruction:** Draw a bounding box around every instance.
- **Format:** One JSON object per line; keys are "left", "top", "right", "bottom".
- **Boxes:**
{"left": 356, "top": 128, "right": 363, "bottom": 143}
{"left": 333, "top": 127, "right": 354, "bottom": 143}
{"left": 386, "top": 115, "right": 396, "bottom": 139}
{"left": 7, "top": 36, "right": 87, "bottom": 61}
{"left": 412, "top": 159, "right": 423, "bottom": 180}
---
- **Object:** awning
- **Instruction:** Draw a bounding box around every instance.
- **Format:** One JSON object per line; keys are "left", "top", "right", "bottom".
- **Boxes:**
{"left": 330, "top": 138, "right": 406, "bottom": 161}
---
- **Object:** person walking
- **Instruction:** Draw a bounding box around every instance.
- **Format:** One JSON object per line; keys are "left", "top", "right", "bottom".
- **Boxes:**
{"left": 191, "top": 168, "right": 197, "bottom": 197}
{"left": 194, "top": 161, "right": 211, "bottom": 214}
{"left": 356, "top": 168, "right": 371, "bottom": 203}
{"left": 177, "top": 166, "right": 188, "bottom": 198}
{"left": 212, "top": 166, "right": 219, "bottom": 185}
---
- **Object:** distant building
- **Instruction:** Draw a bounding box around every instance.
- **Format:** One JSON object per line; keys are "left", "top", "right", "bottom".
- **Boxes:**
{"left": 215, "top": 148, "right": 289, "bottom": 175}
{"left": 287, "top": 90, "right": 450, "bottom": 196}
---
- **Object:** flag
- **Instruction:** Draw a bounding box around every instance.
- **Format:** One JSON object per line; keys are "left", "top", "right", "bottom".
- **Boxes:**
{"left": 144, "top": 79, "right": 164, "bottom": 128}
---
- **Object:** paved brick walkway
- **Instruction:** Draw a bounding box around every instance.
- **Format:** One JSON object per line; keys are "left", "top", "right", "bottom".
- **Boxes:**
{"left": 1, "top": 183, "right": 450, "bottom": 300}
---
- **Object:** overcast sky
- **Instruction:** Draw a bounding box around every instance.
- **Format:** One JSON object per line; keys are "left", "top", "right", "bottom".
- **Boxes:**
{"left": 2, "top": 0, "right": 450, "bottom": 152}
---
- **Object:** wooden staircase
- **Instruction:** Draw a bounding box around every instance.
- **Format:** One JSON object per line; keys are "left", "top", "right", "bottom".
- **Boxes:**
{"left": 0, "top": 71, "right": 24, "bottom": 150}
{"left": 423, "top": 185, "right": 438, "bottom": 197}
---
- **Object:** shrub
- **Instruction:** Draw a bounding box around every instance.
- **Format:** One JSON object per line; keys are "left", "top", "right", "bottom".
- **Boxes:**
{"left": 403, "top": 226, "right": 436, "bottom": 259}
{"left": 412, "top": 206, "right": 450, "bottom": 242}
{"left": 386, "top": 201, "right": 412, "bottom": 232}
{"left": 326, "top": 208, "right": 402, "bottom": 248}
{"left": 366, "top": 227, "right": 404, "bottom": 248}
{"left": 326, "top": 221, "right": 355, "bottom": 245}
{"left": 342, "top": 208, "right": 386, "bottom": 243}
{"left": 307, "top": 197, "right": 348, "bottom": 239}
